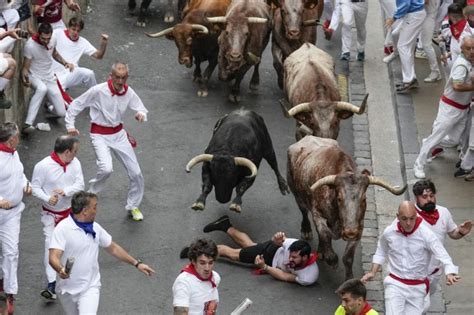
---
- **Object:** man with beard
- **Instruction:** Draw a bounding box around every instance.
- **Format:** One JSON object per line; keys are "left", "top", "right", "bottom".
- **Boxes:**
{"left": 412, "top": 180, "right": 472, "bottom": 311}
{"left": 334, "top": 279, "right": 378, "bottom": 315}
{"left": 189, "top": 215, "right": 318, "bottom": 286}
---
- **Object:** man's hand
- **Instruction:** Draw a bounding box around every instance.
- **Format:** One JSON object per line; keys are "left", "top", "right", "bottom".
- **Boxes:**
{"left": 65, "top": 62, "right": 75, "bottom": 72}
{"left": 361, "top": 271, "right": 375, "bottom": 284}
{"left": 5, "top": 28, "right": 21, "bottom": 40}
{"left": 254, "top": 254, "right": 266, "bottom": 269}
{"left": 0, "top": 199, "right": 12, "bottom": 209}
{"left": 67, "top": 1, "right": 81, "bottom": 12}
{"left": 458, "top": 220, "right": 472, "bottom": 236}
{"left": 24, "top": 182, "right": 32, "bottom": 195}
{"left": 385, "top": 17, "right": 394, "bottom": 29}
{"left": 21, "top": 68, "right": 30, "bottom": 86}
{"left": 48, "top": 194, "right": 59, "bottom": 206}
{"left": 58, "top": 266, "right": 70, "bottom": 279}
{"left": 138, "top": 263, "right": 155, "bottom": 276}
{"left": 446, "top": 273, "right": 461, "bottom": 285}
{"left": 135, "top": 112, "right": 146, "bottom": 122}
{"left": 53, "top": 189, "right": 66, "bottom": 196}
{"left": 67, "top": 128, "right": 80, "bottom": 136}
{"left": 100, "top": 34, "right": 109, "bottom": 43}
{"left": 272, "top": 231, "right": 286, "bottom": 246}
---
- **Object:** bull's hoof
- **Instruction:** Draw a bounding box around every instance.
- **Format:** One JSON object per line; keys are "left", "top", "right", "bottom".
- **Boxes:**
{"left": 197, "top": 90, "right": 208, "bottom": 97}
{"left": 301, "top": 231, "right": 313, "bottom": 240}
{"left": 164, "top": 13, "right": 175, "bottom": 23}
{"left": 249, "top": 82, "right": 259, "bottom": 91}
{"left": 191, "top": 202, "right": 205, "bottom": 211}
{"left": 228, "top": 94, "right": 240, "bottom": 103}
{"left": 322, "top": 252, "right": 338, "bottom": 268}
{"left": 229, "top": 203, "right": 241, "bottom": 213}
{"left": 136, "top": 21, "right": 146, "bottom": 28}
{"left": 193, "top": 76, "right": 202, "bottom": 83}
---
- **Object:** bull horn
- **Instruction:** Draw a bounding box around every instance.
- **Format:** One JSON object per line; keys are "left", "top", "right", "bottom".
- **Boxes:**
{"left": 247, "top": 52, "right": 261, "bottom": 65}
{"left": 206, "top": 16, "right": 227, "bottom": 24}
{"left": 279, "top": 99, "right": 291, "bottom": 118}
{"left": 310, "top": 175, "right": 337, "bottom": 191}
{"left": 368, "top": 176, "right": 407, "bottom": 195}
{"left": 186, "top": 154, "right": 214, "bottom": 172}
{"left": 302, "top": 19, "right": 320, "bottom": 26}
{"left": 298, "top": 123, "right": 313, "bottom": 135}
{"left": 145, "top": 27, "right": 175, "bottom": 38}
{"left": 234, "top": 157, "right": 257, "bottom": 178}
{"left": 247, "top": 17, "right": 268, "bottom": 24}
{"left": 288, "top": 102, "right": 311, "bottom": 116}
{"left": 191, "top": 24, "right": 209, "bottom": 34}
{"left": 334, "top": 94, "right": 368, "bottom": 115}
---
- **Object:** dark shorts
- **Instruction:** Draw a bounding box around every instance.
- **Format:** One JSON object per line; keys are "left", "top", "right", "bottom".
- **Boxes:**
{"left": 239, "top": 240, "right": 279, "bottom": 265}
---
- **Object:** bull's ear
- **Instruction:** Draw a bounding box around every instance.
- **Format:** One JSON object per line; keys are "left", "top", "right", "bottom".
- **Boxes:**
{"left": 304, "top": 0, "right": 318, "bottom": 9}
{"left": 361, "top": 169, "right": 371, "bottom": 176}
{"left": 337, "top": 110, "right": 354, "bottom": 120}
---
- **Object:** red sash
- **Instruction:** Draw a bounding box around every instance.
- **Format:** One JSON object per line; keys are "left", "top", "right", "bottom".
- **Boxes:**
{"left": 55, "top": 75, "right": 73, "bottom": 108}
{"left": 441, "top": 95, "right": 470, "bottom": 110}
{"left": 0, "top": 143, "right": 15, "bottom": 154}
{"left": 389, "top": 273, "right": 430, "bottom": 294}
{"left": 181, "top": 263, "right": 216, "bottom": 288}
{"left": 42, "top": 206, "right": 72, "bottom": 226}
{"left": 90, "top": 123, "right": 123, "bottom": 135}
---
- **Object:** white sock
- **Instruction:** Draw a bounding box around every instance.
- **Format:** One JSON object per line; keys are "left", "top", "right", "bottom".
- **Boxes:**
{"left": 0, "top": 77, "right": 10, "bottom": 91}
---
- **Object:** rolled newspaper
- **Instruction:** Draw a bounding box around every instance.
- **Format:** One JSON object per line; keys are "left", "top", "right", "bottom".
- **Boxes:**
{"left": 65, "top": 257, "right": 75, "bottom": 274}
{"left": 230, "top": 298, "right": 253, "bottom": 315}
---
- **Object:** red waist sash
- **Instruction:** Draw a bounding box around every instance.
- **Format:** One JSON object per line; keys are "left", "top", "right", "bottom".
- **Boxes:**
{"left": 441, "top": 95, "right": 470, "bottom": 110}
{"left": 42, "top": 206, "right": 72, "bottom": 226}
{"left": 389, "top": 273, "right": 430, "bottom": 294}
{"left": 90, "top": 123, "right": 123, "bottom": 135}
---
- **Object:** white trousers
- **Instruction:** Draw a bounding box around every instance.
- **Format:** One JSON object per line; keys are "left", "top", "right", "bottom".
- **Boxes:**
{"left": 380, "top": 0, "right": 396, "bottom": 47}
{"left": 461, "top": 108, "right": 474, "bottom": 170}
{"left": 415, "top": 101, "right": 469, "bottom": 168}
{"left": 89, "top": 130, "right": 144, "bottom": 210}
{"left": 328, "top": 0, "right": 342, "bottom": 31}
{"left": 384, "top": 276, "right": 426, "bottom": 315}
{"left": 436, "top": 0, "right": 453, "bottom": 29}
{"left": 398, "top": 10, "right": 427, "bottom": 83}
{"left": 25, "top": 75, "right": 66, "bottom": 125}
{"left": 341, "top": 1, "right": 368, "bottom": 54}
{"left": 58, "top": 286, "right": 100, "bottom": 315}
{"left": 424, "top": 267, "right": 443, "bottom": 312}
{"left": 56, "top": 67, "right": 97, "bottom": 90}
{"left": 0, "top": 205, "right": 22, "bottom": 295}
{"left": 41, "top": 213, "right": 58, "bottom": 283}
{"left": 322, "top": 0, "right": 334, "bottom": 22}
{"left": 421, "top": 0, "right": 441, "bottom": 73}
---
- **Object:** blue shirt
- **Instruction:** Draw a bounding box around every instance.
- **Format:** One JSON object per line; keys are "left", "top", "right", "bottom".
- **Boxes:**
{"left": 393, "top": 0, "right": 424, "bottom": 20}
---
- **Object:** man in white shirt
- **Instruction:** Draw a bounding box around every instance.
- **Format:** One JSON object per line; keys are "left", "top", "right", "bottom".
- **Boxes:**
{"left": 52, "top": 17, "right": 108, "bottom": 91}
{"left": 21, "top": 22, "right": 75, "bottom": 134}
{"left": 195, "top": 215, "right": 319, "bottom": 286}
{"left": 65, "top": 62, "right": 149, "bottom": 221}
{"left": 361, "top": 201, "right": 460, "bottom": 315}
{"left": 49, "top": 191, "right": 155, "bottom": 314}
{"left": 174, "top": 239, "right": 220, "bottom": 315}
{"left": 31, "top": 135, "right": 84, "bottom": 301}
{"left": 0, "top": 30, "right": 19, "bottom": 109}
{"left": 0, "top": 122, "right": 32, "bottom": 314}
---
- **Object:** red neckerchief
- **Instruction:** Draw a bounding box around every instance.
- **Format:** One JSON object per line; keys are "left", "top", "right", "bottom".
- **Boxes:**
{"left": 50, "top": 151, "right": 70, "bottom": 172}
{"left": 64, "top": 29, "right": 79, "bottom": 42}
{"left": 416, "top": 208, "right": 440, "bottom": 226}
{"left": 107, "top": 79, "right": 128, "bottom": 96}
{"left": 397, "top": 216, "right": 423, "bottom": 237}
{"left": 450, "top": 19, "right": 467, "bottom": 40}
{"left": 31, "top": 33, "right": 50, "bottom": 50}
{"left": 0, "top": 143, "right": 15, "bottom": 154}
{"left": 301, "top": 252, "right": 318, "bottom": 268}
{"left": 359, "top": 302, "right": 374, "bottom": 315}
{"left": 181, "top": 263, "right": 216, "bottom": 288}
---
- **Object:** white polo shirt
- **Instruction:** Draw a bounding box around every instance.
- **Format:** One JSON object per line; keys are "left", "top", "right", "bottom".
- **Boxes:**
{"left": 49, "top": 216, "right": 112, "bottom": 295}
{"left": 173, "top": 271, "right": 220, "bottom": 314}
{"left": 51, "top": 29, "right": 96, "bottom": 74}
{"left": 23, "top": 35, "right": 57, "bottom": 81}
{"left": 0, "top": 150, "right": 28, "bottom": 215}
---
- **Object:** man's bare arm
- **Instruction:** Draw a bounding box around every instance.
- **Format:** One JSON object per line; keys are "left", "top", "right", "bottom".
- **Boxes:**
{"left": 173, "top": 306, "right": 189, "bottom": 315}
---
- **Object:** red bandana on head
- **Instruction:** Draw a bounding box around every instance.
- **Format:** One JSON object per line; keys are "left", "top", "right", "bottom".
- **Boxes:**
{"left": 50, "top": 151, "right": 70, "bottom": 172}
{"left": 107, "top": 79, "right": 128, "bottom": 96}
{"left": 397, "top": 216, "right": 423, "bottom": 237}
{"left": 0, "top": 143, "right": 15, "bottom": 154}
{"left": 359, "top": 302, "right": 374, "bottom": 315}
{"left": 181, "top": 263, "right": 216, "bottom": 288}
{"left": 450, "top": 19, "right": 467, "bottom": 40}
{"left": 31, "top": 33, "right": 50, "bottom": 50}
{"left": 64, "top": 29, "right": 79, "bottom": 42}
{"left": 416, "top": 208, "right": 440, "bottom": 225}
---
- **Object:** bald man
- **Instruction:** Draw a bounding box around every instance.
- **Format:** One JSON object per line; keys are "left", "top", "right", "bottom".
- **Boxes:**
{"left": 361, "top": 201, "right": 460, "bottom": 315}
{"left": 65, "top": 62, "right": 149, "bottom": 221}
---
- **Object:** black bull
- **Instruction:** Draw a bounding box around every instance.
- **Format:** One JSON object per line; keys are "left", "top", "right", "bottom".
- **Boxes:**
{"left": 186, "top": 109, "right": 289, "bottom": 213}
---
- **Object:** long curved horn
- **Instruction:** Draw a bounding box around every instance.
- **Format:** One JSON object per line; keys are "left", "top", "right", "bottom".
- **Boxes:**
{"left": 234, "top": 157, "right": 257, "bottom": 178}
{"left": 288, "top": 102, "right": 311, "bottom": 116}
{"left": 302, "top": 19, "right": 320, "bottom": 26}
{"left": 334, "top": 93, "right": 368, "bottom": 115}
{"left": 368, "top": 176, "right": 407, "bottom": 195}
{"left": 191, "top": 24, "right": 209, "bottom": 34}
{"left": 145, "top": 27, "right": 175, "bottom": 38}
{"left": 248, "top": 17, "right": 268, "bottom": 24}
{"left": 310, "top": 175, "right": 337, "bottom": 191}
{"left": 206, "top": 16, "right": 227, "bottom": 24}
{"left": 186, "top": 154, "right": 213, "bottom": 172}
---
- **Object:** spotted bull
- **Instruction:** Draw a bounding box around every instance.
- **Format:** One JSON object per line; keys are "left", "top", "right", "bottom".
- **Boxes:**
{"left": 186, "top": 109, "right": 289, "bottom": 213}
{"left": 287, "top": 136, "right": 406, "bottom": 279}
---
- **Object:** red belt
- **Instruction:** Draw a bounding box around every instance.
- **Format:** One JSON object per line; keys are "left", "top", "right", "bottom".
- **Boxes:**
{"left": 42, "top": 206, "right": 71, "bottom": 226}
{"left": 441, "top": 95, "right": 470, "bottom": 110}
{"left": 90, "top": 123, "right": 123, "bottom": 135}
{"left": 389, "top": 273, "right": 430, "bottom": 294}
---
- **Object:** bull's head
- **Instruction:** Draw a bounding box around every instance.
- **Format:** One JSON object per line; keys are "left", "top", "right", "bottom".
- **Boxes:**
{"left": 285, "top": 94, "right": 368, "bottom": 139}
{"left": 145, "top": 23, "right": 209, "bottom": 68}
{"left": 185, "top": 153, "right": 257, "bottom": 203}
{"left": 310, "top": 170, "right": 406, "bottom": 241}
{"left": 276, "top": 0, "right": 319, "bottom": 40}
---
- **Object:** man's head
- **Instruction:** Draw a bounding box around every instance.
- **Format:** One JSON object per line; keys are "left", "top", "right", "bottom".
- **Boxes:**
{"left": 0, "top": 122, "right": 19, "bottom": 149}
{"left": 110, "top": 62, "right": 129, "bottom": 92}
{"left": 335, "top": 279, "right": 368, "bottom": 315}
{"left": 71, "top": 191, "right": 98, "bottom": 222}
{"left": 54, "top": 135, "right": 80, "bottom": 163}
{"left": 413, "top": 180, "right": 437, "bottom": 212}
{"left": 37, "top": 23, "right": 53, "bottom": 45}
{"left": 188, "top": 239, "right": 218, "bottom": 279}
{"left": 449, "top": 3, "right": 465, "bottom": 24}
{"left": 461, "top": 35, "right": 474, "bottom": 63}
{"left": 67, "top": 17, "right": 85, "bottom": 40}
{"left": 287, "top": 240, "right": 311, "bottom": 268}
{"left": 397, "top": 201, "right": 418, "bottom": 232}
{"left": 465, "top": 4, "right": 474, "bottom": 27}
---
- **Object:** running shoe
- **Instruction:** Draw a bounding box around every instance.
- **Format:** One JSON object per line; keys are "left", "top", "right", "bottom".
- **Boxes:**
{"left": 129, "top": 208, "right": 144, "bottom": 221}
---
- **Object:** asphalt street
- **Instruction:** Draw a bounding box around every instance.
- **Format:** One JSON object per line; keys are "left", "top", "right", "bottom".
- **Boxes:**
{"left": 13, "top": 1, "right": 361, "bottom": 313}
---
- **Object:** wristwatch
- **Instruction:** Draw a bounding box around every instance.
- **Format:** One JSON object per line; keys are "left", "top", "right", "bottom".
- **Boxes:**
{"left": 134, "top": 259, "right": 143, "bottom": 268}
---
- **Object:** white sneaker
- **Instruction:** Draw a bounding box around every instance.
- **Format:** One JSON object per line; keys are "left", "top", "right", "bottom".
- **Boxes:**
{"left": 415, "top": 48, "right": 427, "bottom": 59}
{"left": 424, "top": 71, "right": 442, "bottom": 83}
{"left": 36, "top": 122, "right": 51, "bottom": 131}
{"left": 413, "top": 165, "right": 426, "bottom": 179}
{"left": 383, "top": 52, "right": 398, "bottom": 64}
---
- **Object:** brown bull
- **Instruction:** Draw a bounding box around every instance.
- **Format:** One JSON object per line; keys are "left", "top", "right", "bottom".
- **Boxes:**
{"left": 271, "top": 0, "right": 322, "bottom": 88}
{"left": 282, "top": 43, "right": 368, "bottom": 140}
{"left": 145, "top": 0, "right": 231, "bottom": 97}
{"left": 287, "top": 136, "right": 407, "bottom": 280}
{"left": 208, "top": 0, "right": 272, "bottom": 103}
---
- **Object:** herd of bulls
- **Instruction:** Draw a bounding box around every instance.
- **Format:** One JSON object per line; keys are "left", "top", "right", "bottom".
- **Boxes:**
{"left": 139, "top": 0, "right": 408, "bottom": 280}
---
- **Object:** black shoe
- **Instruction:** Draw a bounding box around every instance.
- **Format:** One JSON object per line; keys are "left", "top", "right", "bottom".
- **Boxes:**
{"left": 203, "top": 215, "right": 231, "bottom": 233}
{"left": 0, "top": 91, "right": 12, "bottom": 109}
{"left": 456, "top": 160, "right": 461, "bottom": 168}
{"left": 454, "top": 168, "right": 470, "bottom": 178}
{"left": 179, "top": 247, "right": 190, "bottom": 259}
